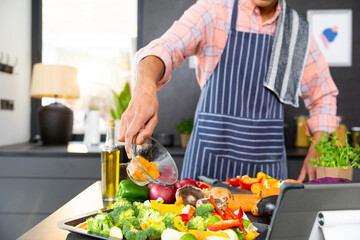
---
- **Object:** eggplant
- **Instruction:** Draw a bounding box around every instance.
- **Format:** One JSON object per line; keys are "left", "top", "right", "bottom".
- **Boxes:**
{"left": 257, "top": 195, "right": 278, "bottom": 220}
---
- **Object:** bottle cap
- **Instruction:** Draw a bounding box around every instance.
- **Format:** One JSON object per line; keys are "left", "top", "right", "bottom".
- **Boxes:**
{"left": 107, "top": 119, "right": 115, "bottom": 128}
{"left": 351, "top": 127, "right": 360, "bottom": 131}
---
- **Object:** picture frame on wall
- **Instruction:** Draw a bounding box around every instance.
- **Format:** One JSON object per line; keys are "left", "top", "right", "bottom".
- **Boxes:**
{"left": 307, "top": 9, "right": 353, "bottom": 67}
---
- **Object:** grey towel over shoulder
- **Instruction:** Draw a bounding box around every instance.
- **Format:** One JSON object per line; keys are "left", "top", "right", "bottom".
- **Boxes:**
{"left": 264, "top": 0, "right": 311, "bottom": 107}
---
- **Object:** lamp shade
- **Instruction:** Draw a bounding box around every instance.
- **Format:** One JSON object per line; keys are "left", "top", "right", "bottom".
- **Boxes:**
{"left": 30, "top": 63, "right": 79, "bottom": 99}
{"left": 30, "top": 63, "right": 79, "bottom": 145}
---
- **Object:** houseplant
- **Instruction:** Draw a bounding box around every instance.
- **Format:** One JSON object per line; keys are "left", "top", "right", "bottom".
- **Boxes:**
{"left": 110, "top": 82, "right": 131, "bottom": 141}
{"left": 175, "top": 118, "right": 193, "bottom": 148}
{"left": 310, "top": 132, "right": 360, "bottom": 180}
{"left": 110, "top": 82, "right": 131, "bottom": 120}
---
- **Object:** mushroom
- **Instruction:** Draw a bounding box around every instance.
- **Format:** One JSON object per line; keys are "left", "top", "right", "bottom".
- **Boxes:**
{"left": 209, "top": 187, "right": 234, "bottom": 202}
{"left": 175, "top": 185, "right": 205, "bottom": 207}
{"left": 196, "top": 197, "right": 227, "bottom": 211}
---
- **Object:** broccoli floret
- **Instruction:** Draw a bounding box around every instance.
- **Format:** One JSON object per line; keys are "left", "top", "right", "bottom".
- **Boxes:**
{"left": 123, "top": 221, "right": 147, "bottom": 240}
{"left": 162, "top": 213, "right": 188, "bottom": 231}
{"left": 144, "top": 221, "right": 166, "bottom": 240}
{"left": 132, "top": 201, "right": 146, "bottom": 217}
{"left": 109, "top": 205, "right": 135, "bottom": 225}
{"left": 194, "top": 204, "right": 214, "bottom": 220}
{"left": 163, "top": 213, "right": 176, "bottom": 229}
{"left": 138, "top": 207, "right": 162, "bottom": 224}
{"left": 188, "top": 216, "right": 206, "bottom": 231}
{"left": 112, "top": 198, "right": 132, "bottom": 209}
{"left": 86, "top": 212, "right": 114, "bottom": 235}
{"left": 118, "top": 216, "right": 141, "bottom": 230}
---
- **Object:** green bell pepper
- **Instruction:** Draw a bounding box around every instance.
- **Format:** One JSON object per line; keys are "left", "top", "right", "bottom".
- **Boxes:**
{"left": 116, "top": 179, "right": 150, "bottom": 202}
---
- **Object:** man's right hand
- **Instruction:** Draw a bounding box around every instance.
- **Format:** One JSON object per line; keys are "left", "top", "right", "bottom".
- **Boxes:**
{"left": 117, "top": 56, "right": 165, "bottom": 159}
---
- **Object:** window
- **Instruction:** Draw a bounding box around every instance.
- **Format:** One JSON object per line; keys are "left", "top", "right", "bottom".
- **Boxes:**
{"left": 41, "top": 0, "right": 138, "bottom": 134}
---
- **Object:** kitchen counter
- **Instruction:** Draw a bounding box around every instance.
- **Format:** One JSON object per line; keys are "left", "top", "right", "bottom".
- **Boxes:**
{"left": 19, "top": 180, "right": 360, "bottom": 240}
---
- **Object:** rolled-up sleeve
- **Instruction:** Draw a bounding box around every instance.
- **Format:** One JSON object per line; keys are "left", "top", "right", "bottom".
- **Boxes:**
{"left": 135, "top": 0, "right": 215, "bottom": 89}
{"left": 301, "top": 34, "right": 339, "bottom": 136}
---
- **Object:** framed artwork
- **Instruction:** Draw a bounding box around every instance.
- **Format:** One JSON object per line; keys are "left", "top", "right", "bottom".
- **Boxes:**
{"left": 307, "top": 9, "right": 352, "bottom": 67}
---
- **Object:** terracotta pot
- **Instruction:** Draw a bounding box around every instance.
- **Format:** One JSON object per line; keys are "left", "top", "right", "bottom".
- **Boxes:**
{"left": 180, "top": 133, "right": 191, "bottom": 148}
{"left": 316, "top": 166, "right": 353, "bottom": 181}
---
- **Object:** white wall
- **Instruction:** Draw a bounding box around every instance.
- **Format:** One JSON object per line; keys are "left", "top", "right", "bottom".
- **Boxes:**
{"left": 0, "top": 0, "right": 31, "bottom": 146}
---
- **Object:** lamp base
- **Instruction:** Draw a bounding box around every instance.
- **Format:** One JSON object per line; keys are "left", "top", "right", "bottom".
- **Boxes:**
{"left": 38, "top": 102, "right": 73, "bottom": 145}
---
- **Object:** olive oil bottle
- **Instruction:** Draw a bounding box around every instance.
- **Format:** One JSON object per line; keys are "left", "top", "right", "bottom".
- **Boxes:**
{"left": 101, "top": 120, "right": 120, "bottom": 201}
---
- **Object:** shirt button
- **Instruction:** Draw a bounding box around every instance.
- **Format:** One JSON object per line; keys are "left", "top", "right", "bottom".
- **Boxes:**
{"left": 249, "top": 10, "right": 252, "bottom": 14}
{"left": 255, "top": 9, "right": 259, "bottom": 14}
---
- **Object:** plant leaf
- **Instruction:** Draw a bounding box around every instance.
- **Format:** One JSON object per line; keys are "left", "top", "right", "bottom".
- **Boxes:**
{"left": 110, "top": 82, "right": 132, "bottom": 119}
{"left": 119, "top": 82, "right": 131, "bottom": 112}
{"left": 175, "top": 118, "right": 193, "bottom": 134}
{"left": 311, "top": 132, "right": 360, "bottom": 169}
{"left": 112, "top": 90, "right": 121, "bottom": 119}
{"left": 110, "top": 107, "right": 116, "bottom": 120}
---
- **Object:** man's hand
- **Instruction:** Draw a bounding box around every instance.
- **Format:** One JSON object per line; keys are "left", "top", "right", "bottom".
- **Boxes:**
{"left": 297, "top": 131, "right": 324, "bottom": 183}
{"left": 117, "top": 56, "right": 165, "bottom": 159}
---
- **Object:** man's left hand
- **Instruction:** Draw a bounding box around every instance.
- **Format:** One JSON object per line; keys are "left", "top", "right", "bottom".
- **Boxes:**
{"left": 297, "top": 131, "right": 324, "bottom": 183}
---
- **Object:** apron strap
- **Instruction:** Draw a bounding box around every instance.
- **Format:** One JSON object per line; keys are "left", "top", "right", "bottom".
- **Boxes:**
{"left": 230, "top": 0, "right": 239, "bottom": 30}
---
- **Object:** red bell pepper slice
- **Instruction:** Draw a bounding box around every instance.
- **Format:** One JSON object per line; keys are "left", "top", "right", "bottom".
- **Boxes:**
{"left": 236, "top": 206, "right": 247, "bottom": 235}
{"left": 223, "top": 212, "right": 233, "bottom": 220}
{"left": 238, "top": 176, "right": 263, "bottom": 191}
{"left": 188, "top": 206, "right": 195, "bottom": 220}
{"left": 225, "top": 207, "right": 238, "bottom": 220}
{"left": 237, "top": 207, "right": 243, "bottom": 219}
{"left": 178, "top": 206, "right": 196, "bottom": 222}
{"left": 207, "top": 219, "right": 242, "bottom": 231}
{"left": 210, "top": 195, "right": 226, "bottom": 220}
{"left": 178, "top": 213, "right": 189, "bottom": 222}
{"left": 185, "top": 178, "right": 209, "bottom": 189}
{"left": 226, "top": 177, "right": 240, "bottom": 187}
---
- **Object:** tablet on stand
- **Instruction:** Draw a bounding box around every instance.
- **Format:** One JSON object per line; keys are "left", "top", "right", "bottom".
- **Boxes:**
{"left": 266, "top": 182, "right": 360, "bottom": 240}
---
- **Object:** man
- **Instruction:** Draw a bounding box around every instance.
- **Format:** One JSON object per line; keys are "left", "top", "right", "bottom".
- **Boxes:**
{"left": 118, "top": 0, "right": 338, "bottom": 182}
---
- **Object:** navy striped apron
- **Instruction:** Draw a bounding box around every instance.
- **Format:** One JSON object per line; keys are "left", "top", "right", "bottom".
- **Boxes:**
{"left": 181, "top": 0, "right": 287, "bottom": 181}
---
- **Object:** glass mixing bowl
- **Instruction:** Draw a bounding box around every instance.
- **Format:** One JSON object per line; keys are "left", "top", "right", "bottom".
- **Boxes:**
{"left": 127, "top": 136, "right": 178, "bottom": 186}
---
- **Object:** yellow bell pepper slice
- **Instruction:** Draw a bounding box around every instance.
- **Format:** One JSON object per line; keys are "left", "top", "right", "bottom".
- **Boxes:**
{"left": 174, "top": 216, "right": 187, "bottom": 232}
{"left": 146, "top": 216, "right": 165, "bottom": 224}
{"left": 245, "top": 231, "right": 259, "bottom": 240}
{"left": 188, "top": 230, "right": 230, "bottom": 238}
{"left": 150, "top": 200, "right": 185, "bottom": 215}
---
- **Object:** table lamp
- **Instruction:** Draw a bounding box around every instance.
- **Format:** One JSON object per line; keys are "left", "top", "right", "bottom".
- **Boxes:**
{"left": 30, "top": 63, "right": 80, "bottom": 145}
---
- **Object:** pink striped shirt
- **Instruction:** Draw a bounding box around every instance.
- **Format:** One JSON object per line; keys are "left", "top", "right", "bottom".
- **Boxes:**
{"left": 136, "top": 0, "right": 339, "bottom": 135}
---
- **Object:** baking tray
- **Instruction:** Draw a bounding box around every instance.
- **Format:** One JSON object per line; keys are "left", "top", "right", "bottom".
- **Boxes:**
{"left": 57, "top": 209, "right": 269, "bottom": 240}
{"left": 57, "top": 209, "right": 122, "bottom": 240}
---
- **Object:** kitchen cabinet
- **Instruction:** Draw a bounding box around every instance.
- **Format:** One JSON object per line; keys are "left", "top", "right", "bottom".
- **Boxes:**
{"left": 0, "top": 143, "right": 100, "bottom": 239}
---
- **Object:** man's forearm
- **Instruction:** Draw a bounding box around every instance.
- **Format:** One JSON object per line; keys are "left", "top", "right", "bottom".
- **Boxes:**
{"left": 136, "top": 56, "right": 165, "bottom": 88}
{"left": 307, "top": 131, "right": 325, "bottom": 157}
